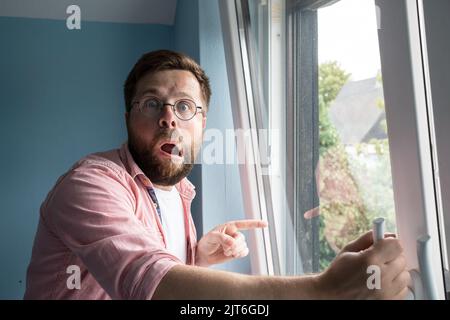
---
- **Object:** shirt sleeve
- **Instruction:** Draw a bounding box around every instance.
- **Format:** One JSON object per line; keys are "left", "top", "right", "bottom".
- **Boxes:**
{"left": 44, "top": 161, "right": 182, "bottom": 299}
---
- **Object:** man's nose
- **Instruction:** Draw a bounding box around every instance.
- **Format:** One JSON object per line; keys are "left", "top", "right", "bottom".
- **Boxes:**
{"left": 158, "top": 105, "right": 177, "bottom": 129}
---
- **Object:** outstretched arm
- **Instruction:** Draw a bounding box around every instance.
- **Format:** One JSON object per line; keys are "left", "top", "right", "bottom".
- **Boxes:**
{"left": 154, "top": 231, "right": 410, "bottom": 300}
{"left": 153, "top": 264, "right": 322, "bottom": 299}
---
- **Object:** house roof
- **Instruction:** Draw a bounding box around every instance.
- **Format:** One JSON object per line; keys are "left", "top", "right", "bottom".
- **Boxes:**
{"left": 329, "top": 76, "right": 387, "bottom": 144}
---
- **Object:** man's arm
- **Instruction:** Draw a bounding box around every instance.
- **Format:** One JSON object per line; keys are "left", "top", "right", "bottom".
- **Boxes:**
{"left": 153, "top": 264, "right": 323, "bottom": 299}
{"left": 46, "top": 163, "right": 183, "bottom": 299}
{"left": 154, "top": 231, "right": 411, "bottom": 300}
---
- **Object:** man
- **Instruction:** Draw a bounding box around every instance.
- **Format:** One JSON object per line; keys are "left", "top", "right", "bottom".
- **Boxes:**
{"left": 24, "top": 50, "right": 410, "bottom": 299}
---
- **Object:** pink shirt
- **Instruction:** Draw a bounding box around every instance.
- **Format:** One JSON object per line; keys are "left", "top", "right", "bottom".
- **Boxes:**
{"left": 24, "top": 143, "right": 198, "bottom": 299}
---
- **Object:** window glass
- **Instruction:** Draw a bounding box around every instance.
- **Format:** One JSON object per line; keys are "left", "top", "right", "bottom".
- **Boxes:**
{"left": 317, "top": 0, "right": 396, "bottom": 270}
{"left": 239, "top": 0, "right": 397, "bottom": 274}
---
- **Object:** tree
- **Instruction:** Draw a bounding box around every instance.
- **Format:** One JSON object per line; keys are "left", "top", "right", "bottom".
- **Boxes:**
{"left": 316, "top": 64, "right": 395, "bottom": 270}
{"left": 318, "top": 61, "right": 350, "bottom": 155}
{"left": 317, "top": 61, "right": 381, "bottom": 270}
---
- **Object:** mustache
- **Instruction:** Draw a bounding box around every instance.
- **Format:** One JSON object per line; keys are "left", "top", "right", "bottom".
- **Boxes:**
{"left": 152, "top": 129, "right": 183, "bottom": 143}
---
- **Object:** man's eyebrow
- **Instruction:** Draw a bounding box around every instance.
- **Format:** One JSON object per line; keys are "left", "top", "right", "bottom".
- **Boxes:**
{"left": 174, "top": 91, "right": 196, "bottom": 101}
{"left": 139, "top": 89, "right": 196, "bottom": 101}
{"left": 139, "top": 88, "right": 161, "bottom": 96}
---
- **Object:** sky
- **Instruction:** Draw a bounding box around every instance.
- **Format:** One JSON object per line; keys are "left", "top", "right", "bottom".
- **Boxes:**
{"left": 318, "top": 0, "right": 381, "bottom": 81}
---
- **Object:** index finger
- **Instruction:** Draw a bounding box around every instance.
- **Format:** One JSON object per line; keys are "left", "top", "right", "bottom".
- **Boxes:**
{"left": 228, "top": 219, "right": 268, "bottom": 231}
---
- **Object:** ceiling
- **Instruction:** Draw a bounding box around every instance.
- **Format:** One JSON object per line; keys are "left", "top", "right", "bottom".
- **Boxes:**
{"left": 0, "top": 0, "right": 177, "bottom": 25}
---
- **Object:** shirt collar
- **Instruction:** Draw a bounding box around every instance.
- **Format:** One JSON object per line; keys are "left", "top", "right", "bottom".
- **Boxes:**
{"left": 120, "top": 142, "right": 196, "bottom": 200}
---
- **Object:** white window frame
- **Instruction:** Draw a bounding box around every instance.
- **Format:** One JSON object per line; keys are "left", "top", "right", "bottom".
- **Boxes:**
{"left": 418, "top": 0, "right": 450, "bottom": 296}
{"left": 219, "top": 0, "right": 280, "bottom": 276}
{"left": 376, "top": 0, "right": 446, "bottom": 299}
{"left": 220, "top": 0, "right": 448, "bottom": 299}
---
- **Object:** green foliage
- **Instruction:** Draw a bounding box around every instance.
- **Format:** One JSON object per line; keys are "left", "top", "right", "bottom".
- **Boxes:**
{"left": 318, "top": 214, "right": 337, "bottom": 271}
{"left": 319, "top": 101, "right": 340, "bottom": 155}
{"left": 350, "top": 143, "right": 396, "bottom": 233}
{"left": 317, "top": 62, "right": 353, "bottom": 269}
{"left": 318, "top": 62, "right": 350, "bottom": 155}
{"left": 319, "top": 61, "right": 351, "bottom": 107}
{"left": 316, "top": 64, "right": 396, "bottom": 271}
{"left": 317, "top": 144, "right": 371, "bottom": 270}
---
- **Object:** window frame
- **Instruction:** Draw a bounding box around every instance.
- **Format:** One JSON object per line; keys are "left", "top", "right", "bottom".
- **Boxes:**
{"left": 375, "top": 0, "right": 446, "bottom": 299}
{"left": 219, "top": 0, "right": 280, "bottom": 276}
{"left": 418, "top": 0, "right": 450, "bottom": 297}
{"left": 286, "top": 1, "right": 322, "bottom": 275}
{"left": 220, "top": 0, "right": 448, "bottom": 299}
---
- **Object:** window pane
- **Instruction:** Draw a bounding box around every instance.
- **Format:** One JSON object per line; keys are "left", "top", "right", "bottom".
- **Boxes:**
{"left": 317, "top": 0, "right": 396, "bottom": 270}
{"left": 236, "top": 0, "right": 396, "bottom": 276}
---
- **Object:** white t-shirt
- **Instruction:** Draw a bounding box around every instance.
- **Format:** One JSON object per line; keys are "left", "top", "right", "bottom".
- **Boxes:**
{"left": 153, "top": 186, "right": 187, "bottom": 264}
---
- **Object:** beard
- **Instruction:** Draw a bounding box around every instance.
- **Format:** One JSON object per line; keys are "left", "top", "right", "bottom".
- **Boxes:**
{"left": 127, "top": 125, "right": 200, "bottom": 187}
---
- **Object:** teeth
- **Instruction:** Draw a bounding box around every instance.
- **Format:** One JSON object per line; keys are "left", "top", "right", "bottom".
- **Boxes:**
{"left": 160, "top": 142, "right": 183, "bottom": 158}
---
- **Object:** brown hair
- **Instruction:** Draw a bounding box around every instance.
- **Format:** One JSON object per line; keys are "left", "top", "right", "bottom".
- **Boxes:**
{"left": 124, "top": 50, "right": 211, "bottom": 112}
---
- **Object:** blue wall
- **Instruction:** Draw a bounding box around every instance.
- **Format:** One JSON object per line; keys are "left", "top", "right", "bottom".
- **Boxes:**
{"left": 0, "top": 17, "right": 173, "bottom": 299}
{"left": 198, "top": 0, "right": 250, "bottom": 274}
{"left": 174, "top": 0, "right": 199, "bottom": 60}
{"left": 174, "top": 0, "right": 203, "bottom": 238}
{"left": 0, "top": 0, "right": 249, "bottom": 299}
{"left": 174, "top": 0, "right": 249, "bottom": 273}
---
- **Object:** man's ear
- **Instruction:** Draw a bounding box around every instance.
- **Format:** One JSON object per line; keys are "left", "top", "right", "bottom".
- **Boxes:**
{"left": 202, "top": 115, "right": 207, "bottom": 129}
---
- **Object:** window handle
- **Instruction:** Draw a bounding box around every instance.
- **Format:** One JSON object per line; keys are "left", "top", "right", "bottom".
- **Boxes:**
{"left": 416, "top": 235, "right": 438, "bottom": 300}
{"left": 372, "top": 219, "right": 438, "bottom": 300}
{"left": 372, "top": 218, "right": 385, "bottom": 243}
{"left": 406, "top": 235, "right": 439, "bottom": 300}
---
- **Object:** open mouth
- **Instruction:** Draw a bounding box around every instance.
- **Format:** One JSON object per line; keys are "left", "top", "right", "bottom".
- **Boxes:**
{"left": 160, "top": 143, "right": 183, "bottom": 158}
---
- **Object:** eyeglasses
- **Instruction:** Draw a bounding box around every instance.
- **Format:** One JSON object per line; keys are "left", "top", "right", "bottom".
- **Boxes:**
{"left": 132, "top": 96, "right": 204, "bottom": 121}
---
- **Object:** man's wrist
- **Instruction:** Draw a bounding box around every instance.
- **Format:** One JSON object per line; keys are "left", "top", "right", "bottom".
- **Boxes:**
{"left": 194, "top": 248, "right": 210, "bottom": 267}
{"left": 278, "top": 272, "right": 332, "bottom": 299}
{"left": 308, "top": 271, "right": 337, "bottom": 299}
{"left": 307, "top": 272, "right": 329, "bottom": 299}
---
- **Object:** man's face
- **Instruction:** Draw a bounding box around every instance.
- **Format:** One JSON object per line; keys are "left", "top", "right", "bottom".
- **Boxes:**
{"left": 126, "top": 69, "right": 207, "bottom": 187}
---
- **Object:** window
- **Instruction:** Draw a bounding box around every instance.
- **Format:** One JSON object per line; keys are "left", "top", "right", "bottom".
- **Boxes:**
{"left": 220, "top": 0, "right": 448, "bottom": 299}
{"left": 316, "top": 0, "right": 396, "bottom": 271}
